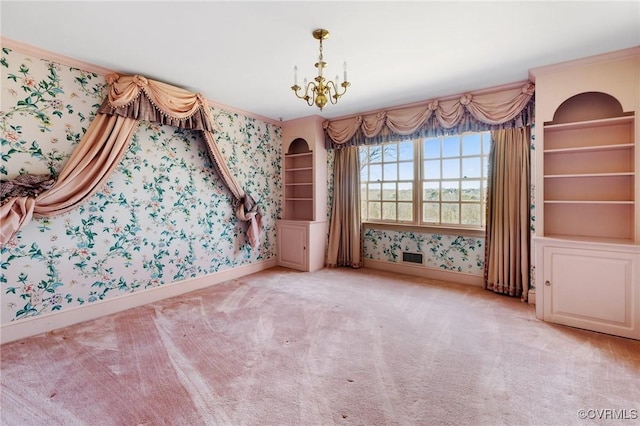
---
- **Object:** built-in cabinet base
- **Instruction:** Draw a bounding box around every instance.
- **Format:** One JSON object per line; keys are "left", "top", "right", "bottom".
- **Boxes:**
{"left": 276, "top": 220, "right": 327, "bottom": 272}
{"left": 534, "top": 237, "right": 640, "bottom": 340}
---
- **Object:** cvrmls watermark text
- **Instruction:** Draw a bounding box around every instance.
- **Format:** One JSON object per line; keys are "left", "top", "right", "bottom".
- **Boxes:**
{"left": 578, "top": 409, "right": 638, "bottom": 420}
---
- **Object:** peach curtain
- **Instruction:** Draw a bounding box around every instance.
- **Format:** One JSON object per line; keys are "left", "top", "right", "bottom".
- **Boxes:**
{"left": 1, "top": 114, "right": 138, "bottom": 245}
{"left": 484, "top": 127, "right": 531, "bottom": 301}
{"left": 1, "top": 74, "right": 262, "bottom": 248}
{"left": 323, "top": 82, "right": 534, "bottom": 147}
{"left": 326, "top": 147, "right": 361, "bottom": 268}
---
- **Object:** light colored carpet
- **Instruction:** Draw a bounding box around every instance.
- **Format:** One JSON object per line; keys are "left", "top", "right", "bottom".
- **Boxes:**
{"left": 1, "top": 267, "right": 639, "bottom": 425}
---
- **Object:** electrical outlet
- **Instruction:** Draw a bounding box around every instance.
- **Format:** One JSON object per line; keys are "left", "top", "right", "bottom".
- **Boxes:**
{"left": 30, "top": 292, "right": 42, "bottom": 306}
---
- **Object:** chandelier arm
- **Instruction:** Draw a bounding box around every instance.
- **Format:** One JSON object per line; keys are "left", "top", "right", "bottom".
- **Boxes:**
{"left": 326, "top": 80, "right": 339, "bottom": 105}
{"left": 325, "top": 80, "right": 349, "bottom": 105}
{"left": 292, "top": 82, "right": 318, "bottom": 107}
{"left": 305, "top": 81, "right": 317, "bottom": 107}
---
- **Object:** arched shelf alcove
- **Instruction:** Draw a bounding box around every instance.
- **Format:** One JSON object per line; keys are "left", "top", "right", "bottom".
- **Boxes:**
{"left": 287, "top": 137, "right": 310, "bottom": 154}
{"left": 548, "top": 91, "right": 632, "bottom": 125}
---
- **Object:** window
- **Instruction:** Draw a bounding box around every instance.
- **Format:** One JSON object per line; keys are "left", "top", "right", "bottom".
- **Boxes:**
{"left": 360, "top": 131, "right": 491, "bottom": 228}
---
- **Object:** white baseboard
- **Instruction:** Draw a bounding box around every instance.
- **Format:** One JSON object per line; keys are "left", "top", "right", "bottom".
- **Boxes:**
{"left": 363, "top": 258, "right": 483, "bottom": 287}
{"left": 1, "top": 259, "right": 278, "bottom": 345}
{"left": 528, "top": 289, "right": 536, "bottom": 305}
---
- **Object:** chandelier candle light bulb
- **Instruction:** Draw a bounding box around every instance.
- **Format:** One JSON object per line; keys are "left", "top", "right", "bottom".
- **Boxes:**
{"left": 291, "top": 28, "right": 350, "bottom": 111}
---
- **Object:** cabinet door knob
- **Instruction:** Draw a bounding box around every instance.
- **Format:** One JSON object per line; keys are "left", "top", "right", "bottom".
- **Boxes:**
{"left": 545, "top": 280, "right": 551, "bottom": 286}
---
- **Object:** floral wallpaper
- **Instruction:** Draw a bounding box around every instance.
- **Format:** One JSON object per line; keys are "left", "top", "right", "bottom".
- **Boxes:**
{"left": 1, "top": 47, "right": 282, "bottom": 324}
{"left": 363, "top": 228, "right": 484, "bottom": 275}
{"left": 326, "top": 149, "right": 334, "bottom": 222}
{"left": 529, "top": 123, "right": 536, "bottom": 291}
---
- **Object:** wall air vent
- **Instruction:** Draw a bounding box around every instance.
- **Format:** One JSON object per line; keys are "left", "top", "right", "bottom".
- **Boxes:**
{"left": 402, "top": 252, "right": 423, "bottom": 265}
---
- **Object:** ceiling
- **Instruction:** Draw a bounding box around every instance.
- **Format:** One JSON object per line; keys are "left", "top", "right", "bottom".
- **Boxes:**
{"left": 2, "top": 1, "right": 639, "bottom": 123}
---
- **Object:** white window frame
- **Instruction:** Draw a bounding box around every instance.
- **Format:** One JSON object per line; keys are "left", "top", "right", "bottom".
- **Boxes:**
{"left": 360, "top": 131, "right": 490, "bottom": 235}
{"left": 360, "top": 140, "right": 416, "bottom": 224}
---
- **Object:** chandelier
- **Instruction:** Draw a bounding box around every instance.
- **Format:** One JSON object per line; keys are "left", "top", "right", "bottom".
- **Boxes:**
{"left": 291, "top": 29, "right": 350, "bottom": 111}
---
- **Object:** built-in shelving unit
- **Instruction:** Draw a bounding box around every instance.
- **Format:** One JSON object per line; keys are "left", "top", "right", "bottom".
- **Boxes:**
{"left": 277, "top": 117, "right": 328, "bottom": 272}
{"left": 542, "top": 100, "right": 635, "bottom": 243}
{"left": 283, "top": 139, "right": 314, "bottom": 220}
{"left": 530, "top": 48, "right": 640, "bottom": 340}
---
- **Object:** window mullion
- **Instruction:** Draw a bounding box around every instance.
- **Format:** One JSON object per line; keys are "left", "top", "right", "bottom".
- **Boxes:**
{"left": 458, "top": 138, "right": 463, "bottom": 226}
{"left": 414, "top": 138, "right": 421, "bottom": 225}
{"left": 439, "top": 137, "right": 443, "bottom": 225}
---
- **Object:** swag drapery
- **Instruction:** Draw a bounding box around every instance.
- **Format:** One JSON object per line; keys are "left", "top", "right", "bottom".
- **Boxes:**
{"left": 324, "top": 82, "right": 533, "bottom": 297}
{"left": 323, "top": 82, "right": 535, "bottom": 147}
{"left": 0, "top": 74, "right": 262, "bottom": 247}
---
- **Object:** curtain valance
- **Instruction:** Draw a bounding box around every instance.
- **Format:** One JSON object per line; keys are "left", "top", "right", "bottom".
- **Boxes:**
{"left": 98, "top": 74, "right": 215, "bottom": 132}
{"left": 1, "top": 74, "right": 262, "bottom": 248}
{"left": 323, "top": 82, "right": 535, "bottom": 148}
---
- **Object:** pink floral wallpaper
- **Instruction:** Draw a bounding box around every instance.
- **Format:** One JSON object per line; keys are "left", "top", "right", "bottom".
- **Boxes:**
{"left": 363, "top": 229, "right": 484, "bottom": 274}
{"left": 1, "top": 47, "right": 282, "bottom": 323}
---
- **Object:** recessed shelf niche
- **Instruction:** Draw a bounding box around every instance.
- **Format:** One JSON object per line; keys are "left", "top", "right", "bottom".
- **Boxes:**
{"left": 542, "top": 91, "right": 635, "bottom": 243}
{"left": 284, "top": 138, "right": 313, "bottom": 220}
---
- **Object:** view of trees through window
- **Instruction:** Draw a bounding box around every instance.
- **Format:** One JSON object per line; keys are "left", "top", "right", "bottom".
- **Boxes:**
{"left": 360, "top": 131, "right": 491, "bottom": 227}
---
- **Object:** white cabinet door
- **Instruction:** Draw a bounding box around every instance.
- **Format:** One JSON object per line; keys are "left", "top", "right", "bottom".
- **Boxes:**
{"left": 276, "top": 222, "right": 307, "bottom": 271}
{"left": 543, "top": 245, "right": 640, "bottom": 339}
